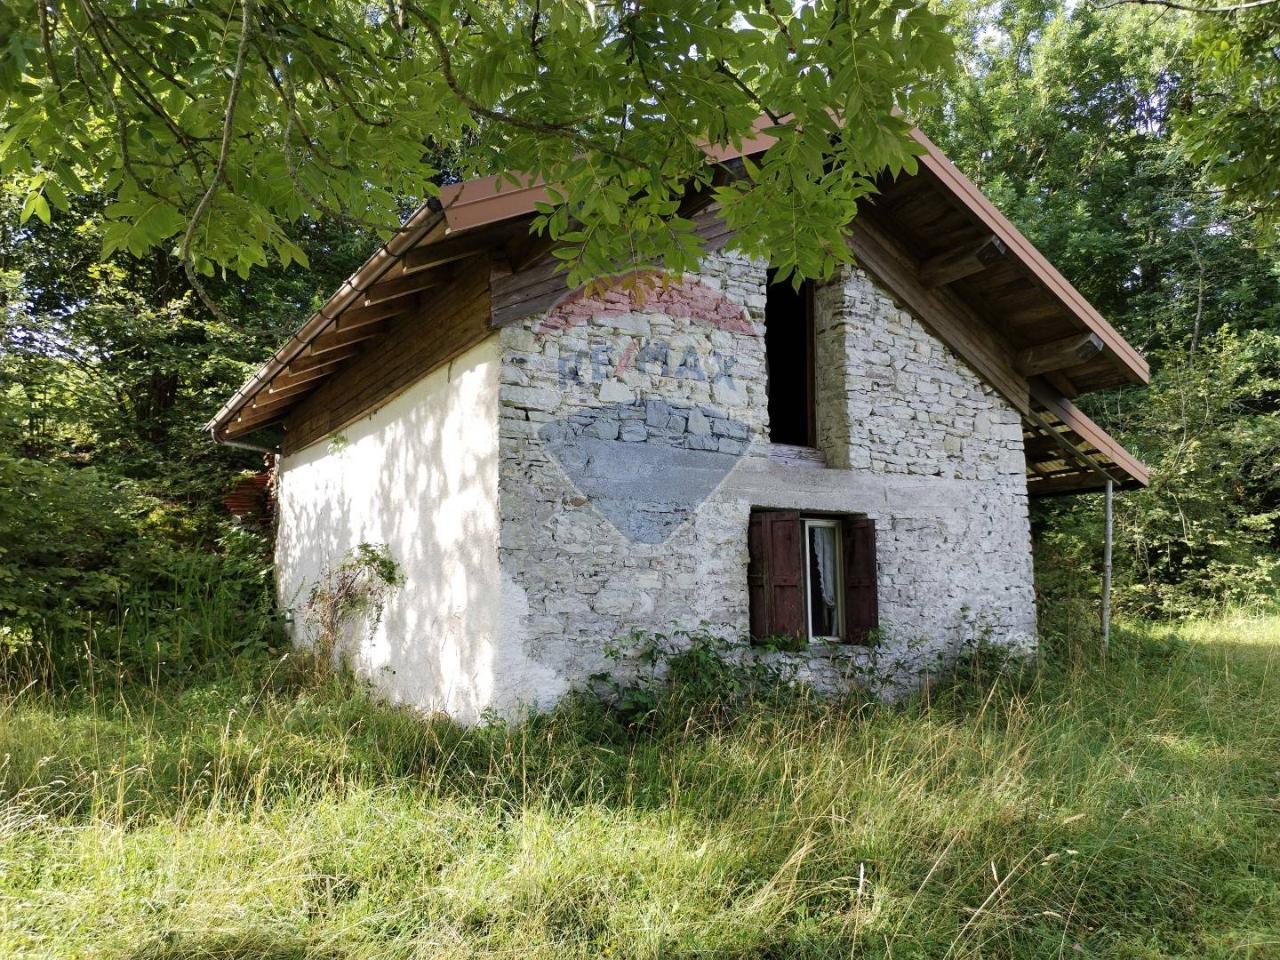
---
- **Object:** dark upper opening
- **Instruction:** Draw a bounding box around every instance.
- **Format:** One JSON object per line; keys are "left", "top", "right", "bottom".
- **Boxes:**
{"left": 764, "top": 271, "right": 815, "bottom": 446}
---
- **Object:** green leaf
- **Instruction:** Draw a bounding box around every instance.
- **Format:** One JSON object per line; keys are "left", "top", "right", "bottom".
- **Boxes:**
{"left": 19, "top": 190, "right": 49, "bottom": 225}
{"left": 102, "top": 200, "right": 187, "bottom": 258}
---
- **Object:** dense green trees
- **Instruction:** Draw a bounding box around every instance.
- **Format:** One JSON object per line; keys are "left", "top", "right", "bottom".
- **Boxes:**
{"left": 1176, "top": 4, "right": 1280, "bottom": 245}
{"left": 924, "top": 0, "right": 1279, "bottom": 614}
{"left": 0, "top": 185, "right": 371, "bottom": 674}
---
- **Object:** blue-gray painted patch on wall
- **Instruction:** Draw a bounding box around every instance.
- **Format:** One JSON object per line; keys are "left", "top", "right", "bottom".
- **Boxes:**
{"left": 539, "top": 399, "right": 749, "bottom": 543}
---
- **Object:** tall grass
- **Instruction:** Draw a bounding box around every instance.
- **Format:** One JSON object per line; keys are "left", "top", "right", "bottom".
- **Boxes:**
{"left": 7, "top": 539, "right": 280, "bottom": 690}
{"left": 1, "top": 612, "right": 1277, "bottom": 959}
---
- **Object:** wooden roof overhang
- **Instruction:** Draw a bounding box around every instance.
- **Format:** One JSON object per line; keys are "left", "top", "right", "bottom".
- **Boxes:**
{"left": 206, "top": 126, "right": 1149, "bottom": 496}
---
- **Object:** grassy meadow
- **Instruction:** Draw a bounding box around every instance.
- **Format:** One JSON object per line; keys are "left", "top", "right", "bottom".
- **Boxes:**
{"left": 0, "top": 612, "right": 1276, "bottom": 959}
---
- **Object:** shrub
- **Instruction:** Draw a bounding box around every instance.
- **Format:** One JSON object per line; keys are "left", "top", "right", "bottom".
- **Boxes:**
{"left": 0, "top": 449, "right": 280, "bottom": 687}
{"left": 587, "top": 627, "right": 807, "bottom": 732}
{"left": 295, "top": 542, "right": 404, "bottom": 674}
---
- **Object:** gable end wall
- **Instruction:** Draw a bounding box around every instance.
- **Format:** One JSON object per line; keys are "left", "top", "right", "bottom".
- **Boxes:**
{"left": 496, "top": 251, "right": 1037, "bottom": 707}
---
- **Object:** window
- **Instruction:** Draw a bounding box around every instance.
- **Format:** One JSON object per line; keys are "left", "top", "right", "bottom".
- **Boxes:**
{"left": 748, "top": 510, "right": 878, "bottom": 645}
{"left": 764, "top": 271, "right": 815, "bottom": 446}
{"left": 804, "top": 519, "right": 842, "bottom": 640}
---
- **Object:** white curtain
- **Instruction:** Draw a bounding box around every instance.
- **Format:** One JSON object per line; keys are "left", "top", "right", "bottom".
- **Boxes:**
{"left": 812, "top": 525, "right": 838, "bottom": 629}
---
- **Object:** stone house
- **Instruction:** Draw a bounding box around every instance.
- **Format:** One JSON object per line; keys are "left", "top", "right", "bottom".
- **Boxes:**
{"left": 208, "top": 127, "right": 1149, "bottom": 722}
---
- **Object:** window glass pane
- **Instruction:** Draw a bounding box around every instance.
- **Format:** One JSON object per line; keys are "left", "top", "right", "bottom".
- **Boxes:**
{"left": 807, "top": 524, "right": 840, "bottom": 637}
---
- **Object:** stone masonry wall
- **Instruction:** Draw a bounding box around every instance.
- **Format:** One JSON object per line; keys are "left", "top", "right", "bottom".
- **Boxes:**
{"left": 495, "top": 253, "right": 1037, "bottom": 711}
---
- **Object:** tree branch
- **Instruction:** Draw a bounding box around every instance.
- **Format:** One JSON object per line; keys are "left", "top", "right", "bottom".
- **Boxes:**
{"left": 180, "top": 0, "right": 255, "bottom": 322}
{"left": 1094, "top": 0, "right": 1278, "bottom": 12}
{"left": 37, "top": 1, "right": 64, "bottom": 99}
{"left": 715, "top": 61, "right": 781, "bottom": 124}
{"left": 407, "top": 6, "right": 634, "bottom": 164}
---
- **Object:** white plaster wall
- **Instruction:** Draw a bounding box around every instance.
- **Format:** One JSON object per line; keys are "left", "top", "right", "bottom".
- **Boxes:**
{"left": 275, "top": 335, "right": 563, "bottom": 722}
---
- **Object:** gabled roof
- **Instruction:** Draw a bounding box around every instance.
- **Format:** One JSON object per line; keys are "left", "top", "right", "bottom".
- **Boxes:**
{"left": 207, "top": 124, "right": 1149, "bottom": 495}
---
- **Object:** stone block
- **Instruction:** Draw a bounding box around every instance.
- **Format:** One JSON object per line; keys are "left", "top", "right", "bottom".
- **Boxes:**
{"left": 588, "top": 419, "right": 619, "bottom": 440}
{"left": 712, "top": 377, "right": 747, "bottom": 406}
{"left": 599, "top": 379, "right": 635, "bottom": 404}
{"left": 645, "top": 399, "right": 670, "bottom": 426}
{"left": 503, "top": 385, "right": 561, "bottom": 412}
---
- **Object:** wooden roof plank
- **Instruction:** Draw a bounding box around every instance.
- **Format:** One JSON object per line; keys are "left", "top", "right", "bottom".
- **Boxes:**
{"left": 909, "top": 126, "right": 1149, "bottom": 384}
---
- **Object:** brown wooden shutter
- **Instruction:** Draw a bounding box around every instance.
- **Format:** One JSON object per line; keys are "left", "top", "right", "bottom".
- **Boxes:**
{"left": 747, "top": 510, "right": 805, "bottom": 644}
{"left": 843, "top": 516, "right": 879, "bottom": 644}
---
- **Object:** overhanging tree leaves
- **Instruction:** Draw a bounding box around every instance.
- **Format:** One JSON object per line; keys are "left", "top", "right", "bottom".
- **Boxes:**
{"left": 0, "top": 0, "right": 955, "bottom": 290}
{"left": 1174, "top": 5, "right": 1280, "bottom": 243}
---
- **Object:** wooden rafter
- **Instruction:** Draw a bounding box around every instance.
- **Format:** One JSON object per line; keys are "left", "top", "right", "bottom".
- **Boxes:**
{"left": 1006, "top": 301, "right": 1067, "bottom": 326}
{"left": 306, "top": 321, "right": 389, "bottom": 358}
{"left": 361, "top": 264, "right": 455, "bottom": 306}
{"left": 227, "top": 403, "right": 288, "bottom": 435}
{"left": 242, "top": 389, "right": 303, "bottom": 417}
{"left": 919, "top": 235, "right": 1007, "bottom": 288}
{"left": 1029, "top": 472, "right": 1127, "bottom": 497}
{"left": 1023, "top": 406, "right": 1115, "bottom": 481}
{"left": 335, "top": 299, "right": 408, "bottom": 331}
{"left": 402, "top": 230, "right": 500, "bottom": 273}
{"left": 288, "top": 345, "right": 361, "bottom": 375}
{"left": 1016, "top": 333, "right": 1104, "bottom": 377}
{"left": 264, "top": 359, "right": 347, "bottom": 393}
{"left": 256, "top": 378, "right": 326, "bottom": 404}
{"left": 1029, "top": 380, "right": 1150, "bottom": 486}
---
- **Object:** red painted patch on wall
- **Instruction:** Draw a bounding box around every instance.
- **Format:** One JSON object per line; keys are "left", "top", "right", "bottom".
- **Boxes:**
{"left": 537, "top": 270, "right": 755, "bottom": 336}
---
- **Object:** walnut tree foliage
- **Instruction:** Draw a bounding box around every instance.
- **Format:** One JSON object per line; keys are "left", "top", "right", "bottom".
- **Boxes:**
{"left": 0, "top": 0, "right": 955, "bottom": 289}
